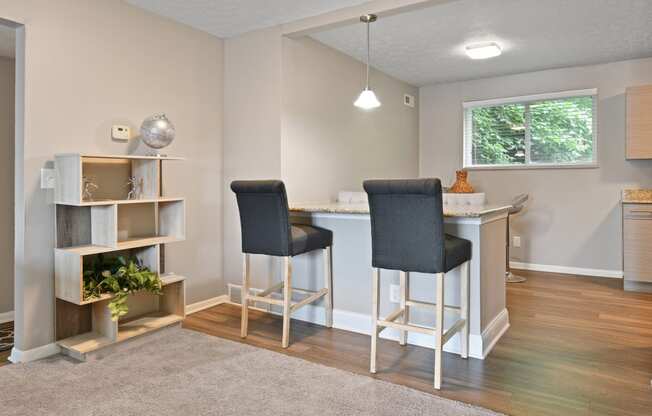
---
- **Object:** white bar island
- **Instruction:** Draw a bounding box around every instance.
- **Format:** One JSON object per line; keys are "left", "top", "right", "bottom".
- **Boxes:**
{"left": 289, "top": 202, "right": 511, "bottom": 360}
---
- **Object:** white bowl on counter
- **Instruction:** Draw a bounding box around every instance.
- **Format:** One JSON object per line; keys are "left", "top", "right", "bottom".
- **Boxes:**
{"left": 443, "top": 192, "right": 486, "bottom": 206}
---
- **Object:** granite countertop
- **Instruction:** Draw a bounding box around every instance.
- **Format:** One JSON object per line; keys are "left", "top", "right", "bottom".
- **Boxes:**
{"left": 290, "top": 202, "right": 512, "bottom": 218}
{"left": 622, "top": 189, "right": 652, "bottom": 204}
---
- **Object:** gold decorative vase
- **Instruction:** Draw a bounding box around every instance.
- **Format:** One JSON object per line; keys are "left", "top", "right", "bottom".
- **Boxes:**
{"left": 450, "top": 170, "right": 474, "bottom": 193}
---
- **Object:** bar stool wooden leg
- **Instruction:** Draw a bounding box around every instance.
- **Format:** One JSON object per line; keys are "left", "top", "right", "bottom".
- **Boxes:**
{"left": 240, "top": 253, "right": 250, "bottom": 338}
{"left": 370, "top": 267, "right": 380, "bottom": 373}
{"left": 282, "top": 256, "right": 293, "bottom": 348}
{"left": 399, "top": 271, "right": 408, "bottom": 346}
{"left": 434, "top": 272, "right": 445, "bottom": 390}
{"left": 323, "top": 247, "right": 333, "bottom": 328}
{"left": 460, "top": 261, "right": 470, "bottom": 359}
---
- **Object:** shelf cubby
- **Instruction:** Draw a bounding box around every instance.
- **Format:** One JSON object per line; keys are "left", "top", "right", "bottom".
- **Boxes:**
{"left": 55, "top": 153, "right": 183, "bottom": 206}
{"left": 56, "top": 274, "right": 185, "bottom": 360}
{"left": 55, "top": 245, "right": 160, "bottom": 305}
{"left": 117, "top": 202, "right": 156, "bottom": 242}
{"left": 158, "top": 199, "right": 186, "bottom": 240}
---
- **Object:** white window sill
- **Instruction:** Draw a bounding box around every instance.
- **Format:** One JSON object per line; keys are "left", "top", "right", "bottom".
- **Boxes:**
{"left": 463, "top": 162, "right": 599, "bottom": 171}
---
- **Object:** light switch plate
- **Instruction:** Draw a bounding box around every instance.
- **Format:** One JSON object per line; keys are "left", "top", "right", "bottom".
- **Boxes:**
{"left": 513, "top": 236, "right": 521, "bottom": 248}
{"left": 41, "top": 168, "right": 55, "bottom": 189}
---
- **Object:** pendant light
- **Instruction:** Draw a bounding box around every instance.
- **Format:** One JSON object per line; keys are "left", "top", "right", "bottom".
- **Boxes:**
{"left": 354, "top": 14, "right": 381, "bottom": 110}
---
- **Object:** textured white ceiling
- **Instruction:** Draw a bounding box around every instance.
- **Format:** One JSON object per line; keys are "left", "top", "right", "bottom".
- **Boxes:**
{"left": 0, "top": 25, "right": 15, "bottom": 58}
{"left": 312, "top": 0, "right": 652, "bottom": 86}
{"left": 125, "top": 0, "right": 371, "bottom": 38}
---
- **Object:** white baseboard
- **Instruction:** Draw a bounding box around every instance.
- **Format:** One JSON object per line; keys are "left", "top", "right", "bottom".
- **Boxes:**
{"left": 9, "top": 343, "right": 61, "bottom": 364}
{"left": 510, "top": 261, "right": 623, "bottom": 279}
{"left": 186, "top": 295, "right": 230, "bottom": 315}
{"left": 477, "top": 308, "right": 510, "bottom": 359}
{"left": 0, "top": 310, "right": 13, "bottom": 324}
{"left": 230, "top": 287, "right": 509, "bottom": 360}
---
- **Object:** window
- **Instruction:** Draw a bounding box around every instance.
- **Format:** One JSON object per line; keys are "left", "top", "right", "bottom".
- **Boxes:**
{"left": 463, "top": 89, "right": 597, "bottom": 169}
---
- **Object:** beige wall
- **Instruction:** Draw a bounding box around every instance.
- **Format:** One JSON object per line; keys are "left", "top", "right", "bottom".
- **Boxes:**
{"left": 282, "top": 37, "right": 419, "bottom": 202}
{"left": 419, "top": 58, "right": 652, "bottom": 273}
{"left": 1, "top": 0, "right": 224, "bottom": 351}
{"left": 223, "top": 27, "right": 284, "bottom": 291}
{"left": 0, "top": 56, "right": 13, "bottom": 315}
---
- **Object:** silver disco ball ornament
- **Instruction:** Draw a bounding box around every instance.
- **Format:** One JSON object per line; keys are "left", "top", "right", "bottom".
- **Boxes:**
{"left": 140, "top": 113, "right": 175, "bottom": 150}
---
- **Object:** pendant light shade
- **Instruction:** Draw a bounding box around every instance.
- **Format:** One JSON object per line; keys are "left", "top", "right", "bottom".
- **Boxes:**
{"left": 354, "top": 88, "right": 381, "bottom": 109}
{"left": 354, "top": 14, "right": 381, "bottom": 110}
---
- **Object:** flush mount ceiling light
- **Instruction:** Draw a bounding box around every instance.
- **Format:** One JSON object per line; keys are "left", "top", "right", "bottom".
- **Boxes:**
{"left": 354, "top": 14, "right": 381, "bottom": 110}
{"left": 465, "top": 42, "right": 502, "bottom": 60}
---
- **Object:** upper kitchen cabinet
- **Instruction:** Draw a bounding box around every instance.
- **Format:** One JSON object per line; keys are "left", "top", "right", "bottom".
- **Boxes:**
{"left": 626, "top": 85, "right": 652, "bottom": 159}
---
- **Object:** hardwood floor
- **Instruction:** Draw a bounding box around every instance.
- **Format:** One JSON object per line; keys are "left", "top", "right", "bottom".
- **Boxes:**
{"left": 0, "top": 321, "right": 12, "bottom": 367}
{"left": 0, "top": 350, "right": 9, "bottom": 366}
{"left": 186, "top": 270, "right": 648, "bottom": 415}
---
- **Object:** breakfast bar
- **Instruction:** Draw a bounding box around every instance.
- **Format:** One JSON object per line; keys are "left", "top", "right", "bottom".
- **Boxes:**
{"left": 289, "top": 202, "right": 511, "bottom": 359}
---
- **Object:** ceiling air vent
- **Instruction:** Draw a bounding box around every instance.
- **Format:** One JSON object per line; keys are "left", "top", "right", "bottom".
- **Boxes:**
{"left": 404, "top": 94, "right": 415, "bottom": 108}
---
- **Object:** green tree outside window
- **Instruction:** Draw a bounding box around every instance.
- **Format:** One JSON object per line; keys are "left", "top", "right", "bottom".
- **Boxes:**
{"left": 467, "top": 95, "right": 594, "bottom": 167}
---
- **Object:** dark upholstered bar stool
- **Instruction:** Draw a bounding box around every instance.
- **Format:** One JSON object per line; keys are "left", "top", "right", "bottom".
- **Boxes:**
{"left": 231, "top": 180, "right": 333, "bottom": 348}
{"left": 363, "top": 178, "right": 471, "bottom": 390}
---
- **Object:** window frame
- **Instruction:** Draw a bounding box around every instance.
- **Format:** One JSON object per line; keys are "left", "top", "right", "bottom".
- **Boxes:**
{"left": 462, "top": 89, "right": 599, "bottom": 170}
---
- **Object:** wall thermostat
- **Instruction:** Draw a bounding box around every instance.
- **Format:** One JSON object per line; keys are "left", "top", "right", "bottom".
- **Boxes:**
{"left": 111, "top": 125, "right": 131, "bottom": 141}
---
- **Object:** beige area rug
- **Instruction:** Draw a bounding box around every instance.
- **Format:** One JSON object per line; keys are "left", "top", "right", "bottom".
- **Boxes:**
{"left": 0, "top": 327, "right": 502, "bottom": 416}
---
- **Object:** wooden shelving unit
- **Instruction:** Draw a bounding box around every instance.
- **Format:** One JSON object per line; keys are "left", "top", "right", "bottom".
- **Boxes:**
{"left": 54, "top": 153, "right": 187, "bottom": 360}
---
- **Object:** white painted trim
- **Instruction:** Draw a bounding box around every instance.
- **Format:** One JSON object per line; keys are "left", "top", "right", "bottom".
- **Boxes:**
{"left": 229, "top": 286, "right": 509, "bottom": 360}
{"left": 282, "top": 0, "right": 450, "bottom": 37}
{"left": 186, "top": 295, "right": 230, "bottom": 315}
{"left": 510, "top": 261, "right": 623, "bottom": 279}
{"left": 465, "top": 162, "right": 599, "bottom": 171}
{"left": 0, "top": 310, "right": 14, "bottom": 324}
{"left": 9, "top": 343, "right": 61, "bottom": 363}
{"left": 463, "top": 88, "right": 598, "bottom": 108}
{"left": 477, "top": 308, "right": 510, "bottom": 359}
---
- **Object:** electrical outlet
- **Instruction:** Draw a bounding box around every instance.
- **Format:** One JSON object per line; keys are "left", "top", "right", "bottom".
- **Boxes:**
{"left": 390, "top": 284, "right": 400, "bottom": 303}
{"left": 513, "top": 236, "right": 521, "bottom": 248}
{"left": 40, "top": 168, "right": 55, "bottom": 189}
{"left": 111, "top": 125, "right": 131, "bottom": 141}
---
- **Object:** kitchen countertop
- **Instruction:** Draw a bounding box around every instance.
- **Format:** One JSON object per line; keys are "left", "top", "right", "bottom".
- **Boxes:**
{"left": 622, "top": 189, "right": 652, "bottom": 204}
{"left": 290, "top": 202, "right": 512, "bottom": 218}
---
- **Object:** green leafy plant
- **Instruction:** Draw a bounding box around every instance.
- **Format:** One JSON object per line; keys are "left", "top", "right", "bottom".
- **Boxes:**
{"left": 83, "top": 254, "right": 163, "bottom": 321}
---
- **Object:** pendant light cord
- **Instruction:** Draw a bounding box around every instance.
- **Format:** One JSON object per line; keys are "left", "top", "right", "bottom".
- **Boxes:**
{"left": 365, "top": 20, "right": 370, "bottom": 89}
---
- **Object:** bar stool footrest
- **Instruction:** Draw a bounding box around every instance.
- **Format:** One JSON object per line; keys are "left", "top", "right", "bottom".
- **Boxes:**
{"left": 248, "top": 294, "right": 284, "bottom": 306}
{"left": 406, "top": 299, "right": 460, "bottom": 312}
{"left": 247, "top": 288, "right": 329, "bottom": 312}
{"left": 290, "top": 288, "right": 328, "bottom": 312}
{"left": 257, "top": 281, "right": 285, "bottom": 298}
{"left": 375, "top": 317, "right": 467, "bottom": 341}
{"left": 376, "top": 320, "right": 435, "bottom": 336}
{"left": 442, "top": 318, "right": 466, "bottom": 344}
